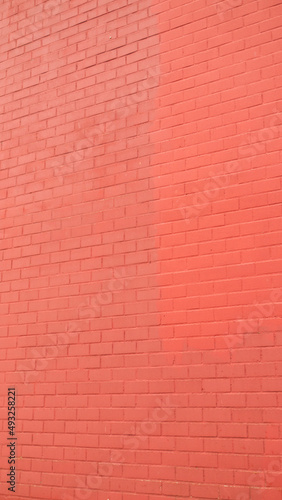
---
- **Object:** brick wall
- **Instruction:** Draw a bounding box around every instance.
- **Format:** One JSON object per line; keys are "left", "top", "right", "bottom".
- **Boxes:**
{"left": 0, "top": 0, "right": 281, "bottom": 499}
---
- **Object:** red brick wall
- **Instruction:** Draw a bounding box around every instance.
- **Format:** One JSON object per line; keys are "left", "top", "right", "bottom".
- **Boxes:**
{"left": 1, "top": 0, "right": 282, "bottom": 499}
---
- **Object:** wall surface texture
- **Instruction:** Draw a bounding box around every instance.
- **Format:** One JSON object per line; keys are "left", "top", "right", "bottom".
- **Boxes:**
{"left": 0, "top": 0, "right": 282, "bottom": 499}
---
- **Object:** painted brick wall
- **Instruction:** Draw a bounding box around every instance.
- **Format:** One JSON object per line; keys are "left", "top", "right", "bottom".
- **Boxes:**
{"left": 0, "top": 0, "right": 282, "bottom": 499}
